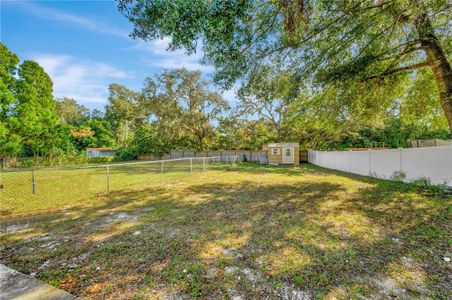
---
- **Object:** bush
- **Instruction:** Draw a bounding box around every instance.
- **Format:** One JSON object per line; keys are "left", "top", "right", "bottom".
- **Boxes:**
{"left": 410, "top": 177, "right": 449, "bottom": 196}
{"left": 16, "top": 158, "right": 35, "bottom": 168}
{"left": 114, "top": 146, "right": 139, "bottom": 161}
{"left": 390, "top": 171, "right": 406, "bottom": 182}
{"left": 48, "top": 148, "right": 89, "bottom": 166}
{"left": 87, "top": 157, "right": 114, "bottom": 164}
{"left": 10, "top": 149, "right": 89, "bottom": 168}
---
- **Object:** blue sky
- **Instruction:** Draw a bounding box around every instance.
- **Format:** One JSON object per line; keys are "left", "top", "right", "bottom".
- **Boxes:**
{"left": 1, "top": 0, "right": 236, "bottom": 111}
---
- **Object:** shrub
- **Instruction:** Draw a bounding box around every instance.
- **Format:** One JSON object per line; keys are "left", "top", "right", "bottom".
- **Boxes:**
{"left": 16, "top": 158, "right": 35, "bottom": 168}
{"left": 12, "top": 148, "right": 89, "bottom": 168}
{"left": 114, "top": 146, "right": 139, "bottom": 162}
{"left": 390, "top": 171, "right": 406, "bottom": 182}
{"left": 410, "top": 177, "right": 449, "bottom": 196}
{"left": 88, "top": 157, "right": 114, "bottom": 164}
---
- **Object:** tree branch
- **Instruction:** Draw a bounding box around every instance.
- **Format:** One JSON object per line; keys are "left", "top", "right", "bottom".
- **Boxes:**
{"left": 363, "top": 61, "right": 429, "bottom": 80}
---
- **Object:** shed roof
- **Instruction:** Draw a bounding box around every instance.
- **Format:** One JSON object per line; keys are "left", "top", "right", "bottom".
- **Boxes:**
{"left": 86, "top": 148, "right": 114, "bottom": 151}
{"left": 268, "top": 143, "right": 299, "bottom": 148}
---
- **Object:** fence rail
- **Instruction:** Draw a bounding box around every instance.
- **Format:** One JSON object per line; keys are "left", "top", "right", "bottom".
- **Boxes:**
{"left": 0, "top": 156, "right": 238, "bottom": 212}
{"left": 308, "top": 146, "right": 452, "bottom": 185}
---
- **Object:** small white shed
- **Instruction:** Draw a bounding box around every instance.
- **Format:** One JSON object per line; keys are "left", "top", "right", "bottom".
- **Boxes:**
{"left": 267, "top": 143, "right": 300, "bottom": 165}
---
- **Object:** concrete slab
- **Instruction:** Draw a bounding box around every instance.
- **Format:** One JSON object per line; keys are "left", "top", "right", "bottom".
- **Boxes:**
{"left": 0, "top": 264, "right": 78, "bottom": 300}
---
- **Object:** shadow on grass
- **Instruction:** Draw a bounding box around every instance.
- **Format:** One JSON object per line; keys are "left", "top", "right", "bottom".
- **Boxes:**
{"left": 0, "top": 164, "right": 450, "bottom": 299}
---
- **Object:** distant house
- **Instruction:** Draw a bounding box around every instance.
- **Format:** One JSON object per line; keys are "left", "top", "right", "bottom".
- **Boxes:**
{"left": 86, "top": 148, "right": 115, "bottom": 157}
{"left": 267, "top": 143, "right": 300, "bottom": 165}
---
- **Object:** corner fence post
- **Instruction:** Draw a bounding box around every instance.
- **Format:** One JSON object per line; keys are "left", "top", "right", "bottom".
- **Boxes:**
{"left": 31, "top": 168, "right": 35, "bottom": 194}
{"left": 348, "top": 150, "right": 352, "bottom": 172}
{"left": 106, "top": 165, "right": 110, "bottom": 196}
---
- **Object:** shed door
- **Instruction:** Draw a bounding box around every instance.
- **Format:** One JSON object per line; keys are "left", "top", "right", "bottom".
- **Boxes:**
{"left": 282, "top": 147, "right": 294, "bottom": 164}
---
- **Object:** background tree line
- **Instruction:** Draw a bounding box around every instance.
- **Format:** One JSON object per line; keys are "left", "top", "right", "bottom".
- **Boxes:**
{"left": 1, "top": 40, "right": 449, "bottom": 166}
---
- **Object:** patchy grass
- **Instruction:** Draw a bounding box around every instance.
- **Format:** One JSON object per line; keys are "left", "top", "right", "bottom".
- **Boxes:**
{"left": 1, "top": 163, "right": 450, "bottom": 299}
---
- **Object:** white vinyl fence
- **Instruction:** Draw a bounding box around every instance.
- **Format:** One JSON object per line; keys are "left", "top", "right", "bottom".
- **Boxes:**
{"left": 308, "top": 146, "right": 452, "bottom": 185}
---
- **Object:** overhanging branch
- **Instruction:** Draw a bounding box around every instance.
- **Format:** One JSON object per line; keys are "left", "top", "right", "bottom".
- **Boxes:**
{"left": 363, "top": 61, "right": 429, "bottom": 81}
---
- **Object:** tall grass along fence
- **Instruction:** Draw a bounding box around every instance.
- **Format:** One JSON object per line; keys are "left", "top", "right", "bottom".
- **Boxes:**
{"left": 308, "top": 145, "right": 452, "bottom": 186}
{"left": 0, "top": 156, "right": 237, "bottom": 215}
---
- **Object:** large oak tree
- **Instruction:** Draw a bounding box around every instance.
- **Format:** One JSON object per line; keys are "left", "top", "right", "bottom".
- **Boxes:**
{"left": 118, "top": 0, "right": 452, "bottom": 135}
{"left": 141, "top": 68, "right": 229, "bottom": 150}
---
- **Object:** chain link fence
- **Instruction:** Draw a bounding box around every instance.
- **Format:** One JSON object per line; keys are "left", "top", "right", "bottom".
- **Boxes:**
{"left": 0, "top": 156, "right": 237, "bottom": 214}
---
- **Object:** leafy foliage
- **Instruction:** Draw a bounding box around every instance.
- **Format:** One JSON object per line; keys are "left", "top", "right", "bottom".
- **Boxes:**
{"left": 118, "top": 0, "right": 452, "bottom": 134}
{"left": 140, "top": 68, "right": 229, "bottom": 151}
{"left": 0, "top": 43, "right": 21, "bottom": 157}
{"left": 56, "top": 97, "right": 89, "bottom": 126}
{"left": 1, "top": 41, "right": 449, "bottom": 166}
{"left": 105, "top": 83, "right": 145, "bottom": 144}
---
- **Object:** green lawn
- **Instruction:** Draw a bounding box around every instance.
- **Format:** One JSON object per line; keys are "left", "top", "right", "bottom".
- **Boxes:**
{"left": 1, "top": 159, "right": 213, "bottom": 215}
{"left": 1, "top": 163, "right": 450, "bottom": 299}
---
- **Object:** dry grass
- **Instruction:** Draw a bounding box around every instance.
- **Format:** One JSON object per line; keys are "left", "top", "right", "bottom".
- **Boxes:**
{"left": 1, "top": 163, "right": 450, "bottom": 299}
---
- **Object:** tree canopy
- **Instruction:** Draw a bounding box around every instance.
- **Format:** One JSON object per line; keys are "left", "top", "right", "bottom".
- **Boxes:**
{"left": 118, "top": 0, "right": 452, "bottom": 134}
{"left": 141, "top": 68, "right": 229, "bottom": 151}
{"left": 0, "top": 43, "right": 21, "bottom": 156}
{"left": 56, "top": 97, "right": 90, "bottom": 126}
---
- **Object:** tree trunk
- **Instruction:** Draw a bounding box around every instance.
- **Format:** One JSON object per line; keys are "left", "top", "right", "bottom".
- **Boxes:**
{"left": 415, "top": 11, "right": 452, "bottom": 136}
{"left": 274, "top": 122, "right": 282, "bottom": 142}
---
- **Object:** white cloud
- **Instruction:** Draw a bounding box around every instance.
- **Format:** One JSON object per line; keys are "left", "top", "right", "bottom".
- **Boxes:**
{"left": 132, "top": 38, "right": 213, "bottom": 72}
{"left": 221, "top": 84, "right": 240, "bottom": 104}
{"left": 9, "top": 1, "right": 129, "bottom": 38}
{"left": 132, "top": 38, "right": 239, "bottom": 103}
{"left": 32, "top": 54, "right": 131, "bottom": 105}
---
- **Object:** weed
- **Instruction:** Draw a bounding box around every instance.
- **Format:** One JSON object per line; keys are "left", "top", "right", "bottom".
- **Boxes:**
{"left": 294, "top": 275, "right": 302, "bottom": 285}
{"left": 390, "top": 171, "right": 406, "bottom": 182}
{"left": 410, "top": 177, "right": 450, "bottom": 196}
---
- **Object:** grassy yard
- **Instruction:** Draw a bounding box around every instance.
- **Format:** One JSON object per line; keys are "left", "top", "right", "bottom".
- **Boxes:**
{"left": 1, "top": 159, "right": 211, "bottom": 215}
{"left": 1, "top": 163, "right": 450, "bottom": 299}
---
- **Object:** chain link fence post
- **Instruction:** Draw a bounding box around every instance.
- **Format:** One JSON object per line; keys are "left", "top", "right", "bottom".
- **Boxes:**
{"left": 106, "top": 165, "right": 110, "bottom": 196}
{"left": 348, "top": 150, "right": 352, "bottom": 173}
{"left": 160, "top": 160, "right": 164, "bottom": 182}
{"left": 190, "top": 158, "right": 193, "bottom": 173}
{"left": 203, "top": 157, "right": 206, "bottom": 172}
{"left": 31, "top": 168, "right": 35, "bottom": 194}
